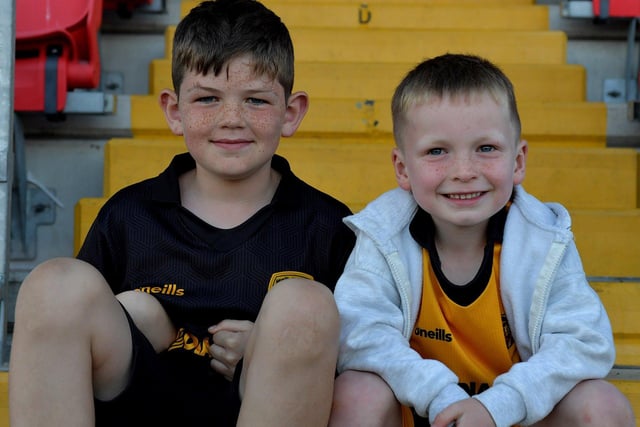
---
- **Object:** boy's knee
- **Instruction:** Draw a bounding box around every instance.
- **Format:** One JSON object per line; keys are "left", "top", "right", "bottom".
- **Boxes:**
{"left": 583, "top": 380, "right": 635, "bottom": 426}
{"left": 558, "top": 380, "right": 635, "bottom": 426}
{"left": 266, "top": 278, "right": 336, "bottom": 315}
{"left": 17, "top": 257, "right": 107, "bottom": 312}
{"left": 334, "top": 370, "right": 396, "bottom": 407}
{"left": 331, "top": 371, "right": 400, "bottom": 427}
{"left": 14, "top": 257, "right": 115, "bottom": 337}
{"left": 260, "top": 278, "right": 339, "bottom": 350}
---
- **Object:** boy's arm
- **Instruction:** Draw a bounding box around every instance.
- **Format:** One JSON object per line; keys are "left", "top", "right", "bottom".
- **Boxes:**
{"left": 335, "top": 235, "right": 468, "bottom": 419}
{"left": 475, "top": 244, "right": 615, "bottom": 427}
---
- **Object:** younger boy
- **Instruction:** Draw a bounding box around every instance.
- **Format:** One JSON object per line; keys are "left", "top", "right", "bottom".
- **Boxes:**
{"left": 9, "top": 1, "right": 355, "bottom": 426}
{"left": 329, "top": 54, "right": 634, "bottom": 427}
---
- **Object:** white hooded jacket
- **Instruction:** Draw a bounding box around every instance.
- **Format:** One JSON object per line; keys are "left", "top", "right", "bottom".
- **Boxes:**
{"left": 334, "top": 185, "right": 615, "bottom": 427}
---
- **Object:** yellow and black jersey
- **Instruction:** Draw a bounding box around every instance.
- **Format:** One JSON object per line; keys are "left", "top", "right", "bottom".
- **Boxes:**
{"left": 402, "top": 206, "right": 519, "bottom": 426}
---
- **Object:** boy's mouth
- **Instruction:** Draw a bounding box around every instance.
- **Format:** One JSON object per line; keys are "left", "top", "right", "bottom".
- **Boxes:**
{"left": 446, "top": 192, "right": 483, "bottom": 200}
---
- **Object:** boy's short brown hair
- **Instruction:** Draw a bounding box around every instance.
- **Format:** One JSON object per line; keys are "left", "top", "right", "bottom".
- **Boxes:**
{"left": 171, "top": 0, "right": 295, "bottom": 98}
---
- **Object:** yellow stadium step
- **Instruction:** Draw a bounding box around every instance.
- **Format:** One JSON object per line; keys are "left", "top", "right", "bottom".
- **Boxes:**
{"left": 148, "top": 59, "right": 587, "bottom": 103}
{"left": 596, "top": 278, "right": 640, "bottom": 427}
{"left": 298, "top": 99, "right": 607, "bottom": 145}
{"left": 163, "top": 25, "right": 567, "bottom": 65}
{"left": 75, "top": 139, "right": 639, "bottom": 276}
{"left": 74, "top": 197, "right": 106, "bottom": 255}
{"left": 0, "top": 371, "right": 6, "bottom": 427}
{"left": 524, "top": 146, "right": 638, "bottom": 211}
{"left": 572, "top": 209, "right": 640, "bottom": 277}
{"left": 180, "top": 1, "right": 550, "bottom": 31}
{"left": 130, "top": 96, "right": 607, "bottom": 146}
{"left": 593, "top": 280, "right": 640, "bottom": 366}
{"left": 98, "top": 139, "right": 636, "bottom": 210}
{"left": 594, "top": 279, "right": 640, "bottom": 427}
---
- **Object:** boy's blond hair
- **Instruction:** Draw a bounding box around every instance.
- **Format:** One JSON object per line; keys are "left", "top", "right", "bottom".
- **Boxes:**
{"left": 391, "top": 54, "right": 522, "bottom": 146}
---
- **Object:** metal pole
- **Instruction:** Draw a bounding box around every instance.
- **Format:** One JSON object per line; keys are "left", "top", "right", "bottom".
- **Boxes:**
{"left": 625, "top": 17, "right": 639, "bottom": 102}
{"left": 0, "top": 0, "right": 16, "bottom": 368}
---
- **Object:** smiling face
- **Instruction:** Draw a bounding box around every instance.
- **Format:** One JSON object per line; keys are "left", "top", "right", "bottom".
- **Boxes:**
{"left": 160, "top": 54, "right": 307, "bottom": 183}
{"left": 393, "top": 91, "right": 527, "bottom": 233}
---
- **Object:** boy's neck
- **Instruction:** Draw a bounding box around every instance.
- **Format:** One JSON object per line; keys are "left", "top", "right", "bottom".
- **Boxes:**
{"left": 433, "top": 220, "right": 488, "bottom": 286}
{"left": 179, "top": 164, "right": 281, "bottom": 229}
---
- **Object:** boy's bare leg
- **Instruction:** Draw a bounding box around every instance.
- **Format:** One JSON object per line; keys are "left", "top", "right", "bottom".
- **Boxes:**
{"left": 9, "top": 258, "right": 133, "bottom": 427}
{"left": 329, "top": 370, "right": 402, "bottom": 427}
{"left": 237, "top": 278, "right": 340, "bottom": 427}
{"left": 532, "top": 379, "right": 635, "bottom": 427}
{"left": 117, "top": 290, "right": 177, "bottom": 353}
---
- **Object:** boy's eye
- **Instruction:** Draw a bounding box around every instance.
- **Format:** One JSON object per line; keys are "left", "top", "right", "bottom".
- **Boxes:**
{"left": 478, "top": 145, "right": 496, "bottom": 153}
{"left": 247, "top": 97, "right": 267, "bottom": 106}
{"left": 197, "top": 96, "right": 217, "bottom": 104}
{"left": 427, "top": 148, "right": 444, "bottom": 156}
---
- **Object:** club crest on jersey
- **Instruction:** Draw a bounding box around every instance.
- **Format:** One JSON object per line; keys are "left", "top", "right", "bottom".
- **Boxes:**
{"left": 268, "top": 271, "right": 314, "bottom": 290}
{"left": 502, "top": 313, "right": 515, "bottom": 349}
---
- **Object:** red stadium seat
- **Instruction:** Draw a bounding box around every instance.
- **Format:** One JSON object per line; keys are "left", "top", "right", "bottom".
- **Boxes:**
{"left": 593, "top": 0, "right": 640, "bottom": 18}
{"left": 14, "top": 0, "right": 103, "bottom": 113}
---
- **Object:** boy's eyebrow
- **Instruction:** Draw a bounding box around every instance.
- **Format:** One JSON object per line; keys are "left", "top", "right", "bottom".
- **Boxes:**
{"left": 183, "top": 82, "right": 280, "bottom": 97}
{"left": 182, "top": 83, "right": 216, "bottom": 95}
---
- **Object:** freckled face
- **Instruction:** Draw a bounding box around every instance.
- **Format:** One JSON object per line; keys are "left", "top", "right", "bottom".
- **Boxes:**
{"left": 393, "top": 92, "right": 527, "bottom": 231}
{"left": 175, "top": 55, "right": 290, "bottom": 181}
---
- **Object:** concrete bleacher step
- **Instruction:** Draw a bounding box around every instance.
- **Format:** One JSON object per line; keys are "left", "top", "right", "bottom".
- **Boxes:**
{"left": 180, "top": 1, "right": 550, "bottom": 31}
{"left": 74, "top": 138, "right": 640, "bottom": 277}
{"left": 0, "top": 372, "right": 7, "bottom": 426}
{"left": 129, "top": 95, "right": 608, "bottom": 146}
{"left": 163, "top": 25, "right": 568, "bottom": 65}
{"left": 594, "top": 279, "right": 640, "bottom": 426}
{"left": 298, "top": 99, "right": 607, "bottom": 145}
{"left": 593, "top": 280, "right": 640, "bottom": 366}
{"left": 573, "top": 210, "right": 640, "bottom": 278}
{"left": 148, "top": 60, "right": 588, "bottom": 103}
{"left": 524, "top": 145, "right": 638, "bottom": 210}
{"left": 298, "top": 27, "right": 567, "bottom": 64}
{"left": 98, "top": 139, "right": 638, "bottom": 210}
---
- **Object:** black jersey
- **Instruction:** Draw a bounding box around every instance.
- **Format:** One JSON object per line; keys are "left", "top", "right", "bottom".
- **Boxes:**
{"left": 78, "top": 152, "right": 355, "bottom": 354}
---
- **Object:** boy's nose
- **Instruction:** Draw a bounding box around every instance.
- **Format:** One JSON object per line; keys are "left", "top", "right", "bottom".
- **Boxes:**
{"left": 218, "top": 102, "right": 243, "bottom": 126}
{"left": 451, "top": 155, "right": 477, "bottom": 181}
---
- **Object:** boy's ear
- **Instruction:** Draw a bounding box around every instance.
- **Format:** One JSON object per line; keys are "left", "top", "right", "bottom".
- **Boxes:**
{"left": 513, "top": 139, "right": 528, "bottom": 185}
{"left": 392, "top": 147, "right": 412, "bottom": 191}
{"left": 159, "top": 89, "right": 184, "bottom": 136}
{"left": 281, "top": 91, "right": 309, "bottom": 137}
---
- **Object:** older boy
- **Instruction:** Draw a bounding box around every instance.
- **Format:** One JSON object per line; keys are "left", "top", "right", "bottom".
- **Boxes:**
{"left": 9, "top": 1, "right": 354, "bottom": 426}
{"left": 330, "top": 54, "right": 634, "bottom": 427}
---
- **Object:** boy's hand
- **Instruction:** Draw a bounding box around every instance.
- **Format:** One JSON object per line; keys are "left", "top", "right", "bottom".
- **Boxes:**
{"left": 208, "top": 320, "right": 254, "bottom": 381}
{"left": 431, "top": 398, "right": 495, "bottom": 427}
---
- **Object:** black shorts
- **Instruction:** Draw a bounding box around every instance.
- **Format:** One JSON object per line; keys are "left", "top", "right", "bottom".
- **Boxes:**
{"left": 95, "top": 307, "right": 242, "bottom": 427}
